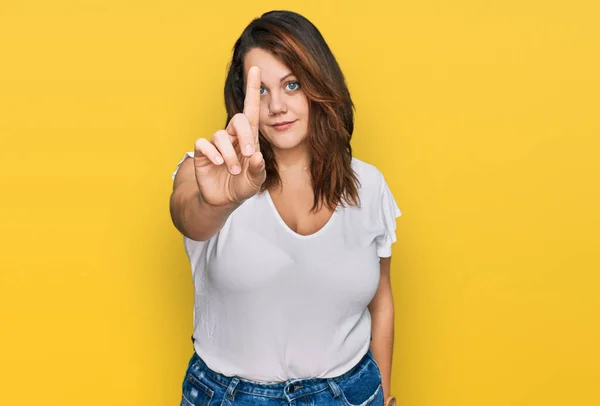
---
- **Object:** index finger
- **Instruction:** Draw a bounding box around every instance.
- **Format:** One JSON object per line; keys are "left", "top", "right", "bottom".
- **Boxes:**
{"left": 243, "top": 66, "right": 261, "bottom": 145}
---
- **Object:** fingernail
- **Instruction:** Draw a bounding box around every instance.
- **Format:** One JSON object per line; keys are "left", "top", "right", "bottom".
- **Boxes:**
{"left": 215, "top": 156, "right": 224, "bottom": 164}
{"left": 244, "top": 143, "right": 254, "bottom": 155}
{"left": 232, "top": 165, "right": 241, "bottom": 174}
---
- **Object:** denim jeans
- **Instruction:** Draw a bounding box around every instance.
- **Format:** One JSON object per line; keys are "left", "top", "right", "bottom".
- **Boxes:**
{"left": 180, "top": 347, "right": 384, "bottom": 405}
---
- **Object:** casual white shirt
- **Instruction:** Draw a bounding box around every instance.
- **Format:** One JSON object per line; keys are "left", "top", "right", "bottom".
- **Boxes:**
{"left": 172, "top": 152, "right": 401, "bottom": 382}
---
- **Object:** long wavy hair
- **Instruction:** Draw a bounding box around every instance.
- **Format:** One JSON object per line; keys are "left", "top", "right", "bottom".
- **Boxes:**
{"left": 224, "top": 10, "right": 360, "bottom": 211}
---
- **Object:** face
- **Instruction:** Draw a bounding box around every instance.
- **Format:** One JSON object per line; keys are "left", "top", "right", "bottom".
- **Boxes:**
{"left": 243, "top": 48, "right": 310, "bottom": 152}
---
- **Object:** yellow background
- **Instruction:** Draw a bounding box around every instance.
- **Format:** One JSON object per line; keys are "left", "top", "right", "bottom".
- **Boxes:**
{"left": 1, "top": 1, "right": 599, "bottom": 405}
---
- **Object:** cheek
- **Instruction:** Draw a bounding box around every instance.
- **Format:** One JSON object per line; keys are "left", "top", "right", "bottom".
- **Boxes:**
{"left": 258, "top": 121, "right": 272, "bottom": 142}
{"left": 293, "top": 95, "right": 310, "bottom": 118}
{"left": 257, "top": 107, "right": 268, "bottom": 132}
{"left": 296, "top": 104, "right": 309, "bottom": 126}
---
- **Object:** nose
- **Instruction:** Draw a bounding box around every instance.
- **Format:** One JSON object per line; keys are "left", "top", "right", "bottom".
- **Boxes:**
{"left": 268, "top": 91, "right": 287, "bottom": 115}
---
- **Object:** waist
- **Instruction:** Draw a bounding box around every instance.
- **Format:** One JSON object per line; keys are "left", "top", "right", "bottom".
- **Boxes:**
{"left": 189, "top": 347, "right": 375, "bottom": 398}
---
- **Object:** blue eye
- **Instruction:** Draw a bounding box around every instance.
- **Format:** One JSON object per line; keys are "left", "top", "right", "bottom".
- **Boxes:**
{"left": 260, "top": 86, "right": 267, "bottom": 95}
{"left": 286, "top": 81, "right": 300, "bottom": 91}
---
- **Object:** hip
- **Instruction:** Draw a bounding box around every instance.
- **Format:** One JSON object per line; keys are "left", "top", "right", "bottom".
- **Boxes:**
{"left": 180, "top": 349, "right": 384, "bottom": 406}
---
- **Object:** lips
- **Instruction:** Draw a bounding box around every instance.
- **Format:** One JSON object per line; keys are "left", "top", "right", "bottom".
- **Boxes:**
{"left": 271, "top": 120, "right": 297, "bottom": 131}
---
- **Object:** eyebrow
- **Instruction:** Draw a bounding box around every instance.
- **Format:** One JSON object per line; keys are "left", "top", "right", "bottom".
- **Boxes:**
{"left": 279, "top": 73, "right": 294, "bottom": 82}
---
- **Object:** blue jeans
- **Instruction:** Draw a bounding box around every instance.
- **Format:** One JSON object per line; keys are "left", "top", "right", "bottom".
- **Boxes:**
{"left": 180, "top": 349, "right": 384, "bottom": 405}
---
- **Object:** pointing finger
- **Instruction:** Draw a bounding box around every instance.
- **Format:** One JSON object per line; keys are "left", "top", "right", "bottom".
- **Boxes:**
{"left": 243, "top": 66, "right": 261, "bottom": 146}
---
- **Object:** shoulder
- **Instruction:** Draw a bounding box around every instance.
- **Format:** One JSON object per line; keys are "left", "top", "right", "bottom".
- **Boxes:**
{"left": 351, "top": 157, "right": 385, "bottom": 192}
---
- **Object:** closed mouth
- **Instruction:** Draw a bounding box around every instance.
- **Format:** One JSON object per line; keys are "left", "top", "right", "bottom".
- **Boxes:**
{"left": 272, "top": 120, "right": 296, "bottom": 127}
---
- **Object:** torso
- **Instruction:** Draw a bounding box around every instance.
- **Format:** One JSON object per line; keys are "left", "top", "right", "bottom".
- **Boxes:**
{"left": 267, "top": 174, "right": 335, "bottom": 237}
{"left": 179, "top": 155, "right": 401, "bottom": 381}
{"left": 269, "top": 186, "right": 333, "bottom": 236}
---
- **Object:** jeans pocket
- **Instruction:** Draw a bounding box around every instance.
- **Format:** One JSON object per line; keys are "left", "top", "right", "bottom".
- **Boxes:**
{"left": 334, "top": 355, "right": 384, "bottom": 406}
{"left": 181, "top": 393, "right": 195, "bottom": 406}
{"left": 337, "top": 383, "right": 383, "bottom": 406}
{"left": 181, "top": 373, "right": 214, "bottom": 406}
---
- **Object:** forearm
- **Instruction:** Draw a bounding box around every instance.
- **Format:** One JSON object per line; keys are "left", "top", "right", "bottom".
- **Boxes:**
{"left": 170, "top": 183, "right": 239, "bottom": 241}
{"left": 369, "top": 304, "right": 394, "bottom": 401}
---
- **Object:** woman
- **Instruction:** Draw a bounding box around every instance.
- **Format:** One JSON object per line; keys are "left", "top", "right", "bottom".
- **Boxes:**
{"left": 170, "top": 10, "right": 400, "bottom": 406}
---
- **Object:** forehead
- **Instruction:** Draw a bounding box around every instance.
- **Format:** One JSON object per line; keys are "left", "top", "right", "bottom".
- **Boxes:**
{"left": 243, "top": 48, "right": 293, "bottom": 83}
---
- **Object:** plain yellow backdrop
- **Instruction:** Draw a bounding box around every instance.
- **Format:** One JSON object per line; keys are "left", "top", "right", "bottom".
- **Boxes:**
{"left": 1, "top": 1, "right": 599, "bottom": 405}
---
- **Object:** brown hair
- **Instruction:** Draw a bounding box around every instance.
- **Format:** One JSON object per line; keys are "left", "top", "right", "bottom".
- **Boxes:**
{"left": 224, "top": 10, "right": 360, "bottom": 211}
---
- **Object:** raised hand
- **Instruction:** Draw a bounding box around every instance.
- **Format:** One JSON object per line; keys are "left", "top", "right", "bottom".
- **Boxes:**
{"left": 193, "top": 66, "right": 266, "bottom": 207}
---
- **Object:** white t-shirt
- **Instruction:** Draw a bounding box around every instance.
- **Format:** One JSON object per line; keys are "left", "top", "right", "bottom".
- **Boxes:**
{"left": 172, "top": 152, "right": 401, "bottom": 382}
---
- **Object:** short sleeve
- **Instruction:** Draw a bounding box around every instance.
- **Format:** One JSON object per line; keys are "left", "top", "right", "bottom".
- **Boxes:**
{"left": 171, "top": 151, "right": 194, "bottom": 180}
{"left": 375, "top": 172, "right": 402, "bottom": 257}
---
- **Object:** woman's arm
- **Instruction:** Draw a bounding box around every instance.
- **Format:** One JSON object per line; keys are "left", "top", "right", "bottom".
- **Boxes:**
{"left": 368, "top": 256, "right": 395, "bottom": 404}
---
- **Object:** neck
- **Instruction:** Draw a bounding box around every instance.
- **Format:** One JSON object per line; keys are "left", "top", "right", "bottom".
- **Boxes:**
{"left": 273, "top": 142, "right": 311, "bottom": 173}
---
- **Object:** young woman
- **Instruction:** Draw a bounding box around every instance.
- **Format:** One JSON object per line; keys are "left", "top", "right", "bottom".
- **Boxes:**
{"left": 170, "top": 10, "right": 400, "bottom": 406}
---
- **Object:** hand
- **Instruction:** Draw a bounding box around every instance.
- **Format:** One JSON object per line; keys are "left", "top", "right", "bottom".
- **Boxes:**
{"left": 385, "top": 396, "right": 397, "bottom": 406}
{"left": 193, "top": 66, "right": 266, "bottom": 207}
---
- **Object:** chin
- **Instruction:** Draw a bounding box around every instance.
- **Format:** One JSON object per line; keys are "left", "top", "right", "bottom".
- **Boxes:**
{"left": 264, "top": 131, "right": 308, "bottom": 151}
